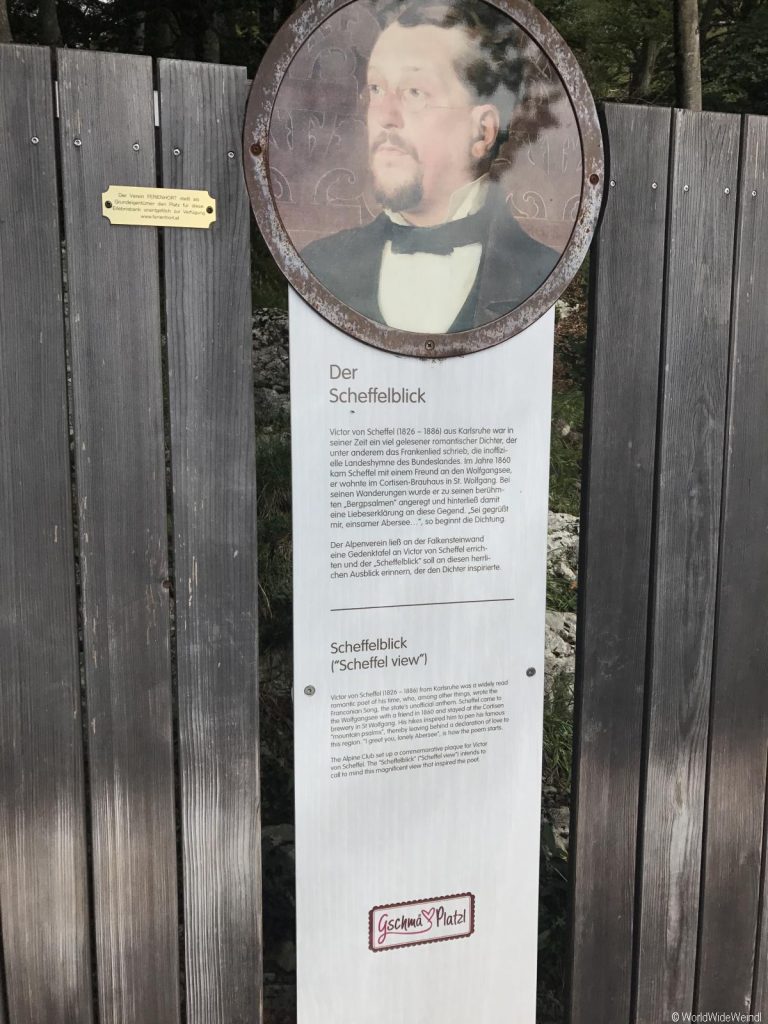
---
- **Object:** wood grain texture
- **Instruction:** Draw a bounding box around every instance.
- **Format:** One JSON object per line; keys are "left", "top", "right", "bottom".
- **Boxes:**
{"left": 635, "top": 109, "right": 741, "bottom": 1023}
{"left": 569, "top": 104, "right": 671, "bottom": 1024}
{"left": 56, "top": 48, "right": 180, "bottom": 1024}
{"left": 696, "top": 114, "right": 768, "bottom": 1014}
{"left": 754, "top": 760, "right": 768, "bottom": 1015}
{"left": 158, "top": 60, "right": 260, "bottom": 1024}
{"left": 0, "top": 929, "right": 6, "bottom": 1024}
{"left": 0, "top": 44, "right": 93, "bottom": 1024}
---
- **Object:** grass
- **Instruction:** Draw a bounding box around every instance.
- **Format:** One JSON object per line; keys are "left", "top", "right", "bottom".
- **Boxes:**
{"left": 549, "top": 388, "right": 585, "bottom": 518}
{"left": 543, "top": 671, "right": 575, "bottom": 796}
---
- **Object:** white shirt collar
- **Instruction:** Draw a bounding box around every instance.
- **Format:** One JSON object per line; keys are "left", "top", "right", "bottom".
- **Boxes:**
{"left": 385, "top": 175, "right": 490, "bottom": 227}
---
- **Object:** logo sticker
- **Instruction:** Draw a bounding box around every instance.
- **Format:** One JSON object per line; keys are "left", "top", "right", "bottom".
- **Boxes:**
{"left": 369, "top": 893, "right": 475, "bottom": 952}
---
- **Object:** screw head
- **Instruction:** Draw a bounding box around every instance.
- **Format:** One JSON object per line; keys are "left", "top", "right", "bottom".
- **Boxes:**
{"left": 609, "top": 180, "right": 616, "bottom": 188}
{"left": 132, "top": 142, "right": 140, "bottom": 151}
{"left": 172, "top": 147, "right": 181, "bottom": 157}
{"left": 31, "top": 136, "right": 39, "bottom": 145}
{"left": 752, "top": 190, "right": 758, "bottom": 198}
{"left": 304, "top": 685, "right": 316, "bottom": 697}
{"left": 206, "top": 206, "right": 213, "bottom": 214}
{"left": 104, "top": 200, "right": 113, "bottom": 209}
{"left": 73, "top": 138, "right": 82, "bottom": 147}
{"left": 724, "top": 187, "right": 731, "bottom": 196}
{"left": 683, "top": 185, "right": 690, "bottom": 193}
{"left": 526, "top": 667, "right": 536, "bottom": 678}
{"left": 250, "top": 142, "right": 262, "bottom": 157}
{"left": 651, "top": 182, "right": 658, "bottom": 190}
{"left": 227, "top": 150, "right": 235, "bottom": 159}
{"left": 425, "top": 340, "right": 435, "bottom": 352}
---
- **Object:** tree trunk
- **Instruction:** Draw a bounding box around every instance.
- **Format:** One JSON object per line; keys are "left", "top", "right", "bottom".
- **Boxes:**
{"left": 0, "top": 0, "right": 12, "bottom": 43}
{"left": 674, "top": 0, "right": 703, "bottom": 110}
{"left": 38, "top": 0, "right": 62, "bottom": 45}
{"left": 132, "top": 9, "right": 147, "bottom": 54}
{"left": 145, "top": 7, "right": 179, "bottom": 57}
{"left": 629, "top": 37, "right": 662, "bottom": 101}
{"left": 201, "top": 26, "right": 220, "bottom": 63}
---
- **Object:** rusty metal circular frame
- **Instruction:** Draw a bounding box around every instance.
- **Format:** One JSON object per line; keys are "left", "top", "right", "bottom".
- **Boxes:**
{"left": 244, "top": 0, "right": 604, "bottom": 359}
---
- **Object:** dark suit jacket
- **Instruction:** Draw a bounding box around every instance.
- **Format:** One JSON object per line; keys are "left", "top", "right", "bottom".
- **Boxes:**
{"left": 301, "top": 187, "right": 559, "bottom": 332}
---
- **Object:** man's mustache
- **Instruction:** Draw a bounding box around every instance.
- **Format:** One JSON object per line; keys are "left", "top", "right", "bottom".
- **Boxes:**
{"left": 370, "top": 132, "right": 419, "bottom": 160}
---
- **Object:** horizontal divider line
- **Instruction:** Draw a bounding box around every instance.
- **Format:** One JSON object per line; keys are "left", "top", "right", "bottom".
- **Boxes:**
{"left": 330, "top": 598, "right": 516, "bottom": 612}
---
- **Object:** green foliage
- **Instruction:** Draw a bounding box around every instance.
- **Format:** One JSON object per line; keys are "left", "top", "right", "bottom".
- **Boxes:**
{"left": 538, "top": 670, "right": 574, "bottom": 1023}
{"left": 8, "top": 0, "right": 768, "bottom": 115}
{"left": 537, "top": 819, "right": 570, "bottom": 1023}
{"left": 701, "top": 3, "right": 768, "bottom": 114}
{"left": 256, "top": 421, "right": 293, "bottom": 651}
{"left": 252, "top": 226, "right": 288, "bottom": 311}
{"left": 538, "top": 0, "right": 675, "bottom": 101}
{"left": 550, "top": 269, "right": 587, "bottom": 524}
{"left": 547, "top": 572, "right": 577, "bottom": 614}
{"left": 549, "top": 388, "right": 584, "bottom": 517}
{"left": 543, "top": 671, "right": 574, "bottom": 796}
{"left": 255, "top": 414, "right": 294, "bottom": 825}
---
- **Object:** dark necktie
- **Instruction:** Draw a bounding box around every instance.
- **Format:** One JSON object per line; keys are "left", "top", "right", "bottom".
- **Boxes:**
{"left": 385, "top": 208, "right": 488, "bottom": 256}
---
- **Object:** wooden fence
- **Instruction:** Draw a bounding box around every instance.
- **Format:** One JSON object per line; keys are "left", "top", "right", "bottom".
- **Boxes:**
{"left": 571, "top": 103, "right": 768, "bottom": 1023}
{"left": 0, "top": 45, "right": 259, "bottom": 1024}
{"left": 2, "top": 43, "right": 767, "bottom": 1024}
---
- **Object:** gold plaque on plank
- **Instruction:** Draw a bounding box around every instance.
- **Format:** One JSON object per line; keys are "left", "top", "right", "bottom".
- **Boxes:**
{"left": 101, "top": 186, "right": 216, "bottom": 228}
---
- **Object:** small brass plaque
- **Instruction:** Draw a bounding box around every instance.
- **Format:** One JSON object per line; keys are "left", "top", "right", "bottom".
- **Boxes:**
{"left": 102, "top": 186, "right": 216, "bottom": 228}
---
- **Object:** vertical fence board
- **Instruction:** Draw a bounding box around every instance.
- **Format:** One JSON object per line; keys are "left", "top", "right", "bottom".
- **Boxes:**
{"left": 696, "top": 114, "right": 768, "bottom": 1013}
{"left": 158, "top": 60, "right": 260, "bottom": 1024}
{"left": 635, "top": 110, "right": 741, "bottom": 1023}
{"left": 569, "top": 103, "right": 671, "bottom": 1024}
{"left": 56, "top": 49, "right": 180, "bottom": 1024}
{"left": 754, "top": 767, "right": 768, "bottom": 1014}
{"left": 0, "top": 928, "right": 6, "bottom": 1024}
{"left": 0, "top": 44, "right": 93, "bottom": 1024}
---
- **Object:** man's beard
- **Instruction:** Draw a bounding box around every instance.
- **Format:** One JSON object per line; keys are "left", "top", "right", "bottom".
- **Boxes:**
{"left": 374, "top": 177, "right": 424, "bottom": 212}
{"left": 370, "top": 131, "right": 423, "bottom": 212}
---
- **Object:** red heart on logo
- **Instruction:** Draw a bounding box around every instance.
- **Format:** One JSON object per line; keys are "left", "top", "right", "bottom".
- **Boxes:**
{"left": 421, "top": 908, "right": 435, "bottom": 924}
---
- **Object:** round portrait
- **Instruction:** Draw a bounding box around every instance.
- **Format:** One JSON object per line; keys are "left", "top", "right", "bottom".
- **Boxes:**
{"left": 245, "top": 0, "right": 603, "bottom": 357}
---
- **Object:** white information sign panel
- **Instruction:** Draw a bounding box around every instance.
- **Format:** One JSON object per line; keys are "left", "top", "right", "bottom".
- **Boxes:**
{"left": 290, "top": 292, "right": 554, "bottom": 1023}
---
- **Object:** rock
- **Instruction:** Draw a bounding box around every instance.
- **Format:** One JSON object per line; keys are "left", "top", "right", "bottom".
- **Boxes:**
{"left": 555, "top": 297, "right": 580, "bottom": 322}
{"left": 253, "top": 309, "right": 289, "bottom": 426}
{"left": 547, "top": 511, "right": 579, "bottom": 586}
{"left": 261, "top": 648, "right": 292, "bottom": 698}
{"left": 545, "top": 610, "right": 577, "bottom": 687}
{"left": 545, "top": 804, "right": 570, "bottom": 855}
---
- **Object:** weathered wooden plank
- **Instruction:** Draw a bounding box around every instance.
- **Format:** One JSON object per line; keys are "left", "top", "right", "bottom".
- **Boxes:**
{"left": 569, "top": 103, "right": 671, "bottom": 1024}
{"left": 0, "top": 44, "right": 93, "bottom": 1024}
{"left": 157, "top": 60, "right": 260, "bottom": 1024}
{"left": 635, "top": 109, "right": 741, "bottom": 1023}
{"left": 0, "top": 928, "right": 6, "bottom": 1024}
{"left": 754, "top": 761, "right": 768, "bottom": 1015}
{"left": 696, "top": 114, "right": 768, "bottom": 1014}
{"left": 56, "top": 48, "right": 180, "bottom": 1024}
